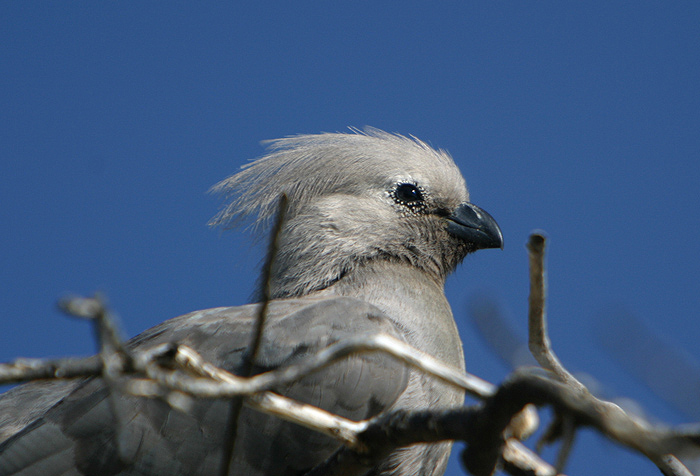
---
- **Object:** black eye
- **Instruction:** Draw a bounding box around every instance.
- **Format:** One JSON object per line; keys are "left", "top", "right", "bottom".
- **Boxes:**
{"left": 396, "top": 183, "right": 423, "bottom": 202}
{"left": 393, "top": 183, "right": 425, "bottom": 208}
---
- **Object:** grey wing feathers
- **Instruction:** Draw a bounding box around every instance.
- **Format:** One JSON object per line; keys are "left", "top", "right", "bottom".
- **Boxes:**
{"left": 0, "top": 380, "right": 82, "bottom": 443}
{"left": 0, "top": 296, "right": 409, "bottom": 476}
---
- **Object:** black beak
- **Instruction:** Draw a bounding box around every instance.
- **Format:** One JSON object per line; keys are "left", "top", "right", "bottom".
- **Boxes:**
{"left": 446, "top": 202, "right": 504, "bottom": 250}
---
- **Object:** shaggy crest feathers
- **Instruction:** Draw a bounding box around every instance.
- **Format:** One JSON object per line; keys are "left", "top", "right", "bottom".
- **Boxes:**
{"left": 208, "top": 127, "right": 464, "bottom": 233}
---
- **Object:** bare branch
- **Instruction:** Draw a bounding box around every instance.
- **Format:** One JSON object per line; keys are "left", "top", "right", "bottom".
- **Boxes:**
{"left": 0, "top": 356, "right": 101, "bottom": 384}
{"left": 58, "top": 293, "right": 128, "bottom": 359}
{"left": 131, "top": 339, "right": 555, "bottom": 476}
{"left": 221, "top": 194, "right": 288, "bottom": 476}
{"left": 526, "top": 233, "right": 585, "bottom": 393}
{"left": 525, "top": 232, "right": 699, "bottom": 476}
{"left": 658, "top": 455, "right": 694, "bottom": 476}
{"left": 10, "top": 295, "right": 696, "bottom": 475}
{"left": 4, "top": 233, "right": 700, "bottom": 476}
{"left": 248, "top": 193, "right": 289, "bottom": 369}
{"left": 501, "top": 439, "right": 559, "bottom": 476}
{"left": 302, "top": 409, "right": 557, "bottom": 476}
{"left": 1, "top": 294, "right": 133, "bottom": 386}
{"left": 130, "top": 335, "right": 492, "bottom": 400}
{"left": 58, "top": 293, "right": 141, "bottom": 462}
{"left": 1, "top": 300, "right": 556, "bottom": 476}
{"left": 462, "top": 368, "right": 700, "bottom": 476}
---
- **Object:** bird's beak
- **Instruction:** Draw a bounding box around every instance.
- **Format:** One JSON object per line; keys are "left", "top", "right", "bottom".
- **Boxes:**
{"left": 446, "top": 202, "right": 504, "bottom": 250}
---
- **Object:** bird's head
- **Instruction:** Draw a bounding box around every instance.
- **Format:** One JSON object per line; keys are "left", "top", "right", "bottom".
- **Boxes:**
{"left": 210, "top": 128, "right": 502, "bottom": 298}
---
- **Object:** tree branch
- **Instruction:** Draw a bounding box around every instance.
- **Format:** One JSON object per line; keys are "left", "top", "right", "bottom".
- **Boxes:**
{"left": 526, "top": 233, "right": 585, "bottom": 393}
{"left": 220, "top": 193, "right": 289, "bottom": 476}
{"left": 525, "top": 233, "right": 696, "bottom": 476}
{"left": 3, "top": 232, "right": 699, "bottom": 476}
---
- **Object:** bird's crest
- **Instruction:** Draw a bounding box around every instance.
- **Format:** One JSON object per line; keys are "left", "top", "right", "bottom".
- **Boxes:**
{"left": 209, "top": 127, "right": 461, "bottom": 233}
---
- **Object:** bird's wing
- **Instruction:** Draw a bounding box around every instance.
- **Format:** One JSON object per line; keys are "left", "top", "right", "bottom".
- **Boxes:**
{"left": 0, "top": 296, "right": 409, "bottom": 476}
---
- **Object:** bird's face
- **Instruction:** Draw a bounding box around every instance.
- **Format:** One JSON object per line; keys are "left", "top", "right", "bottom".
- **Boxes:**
{"left": 382, "top": 175, "right": 503, "bottom": 269}
{"left": 272, "top": 160, "right": 503, "bottom": 296}
{"left": 209, "top": 129, "right": 503, "bottom": 297}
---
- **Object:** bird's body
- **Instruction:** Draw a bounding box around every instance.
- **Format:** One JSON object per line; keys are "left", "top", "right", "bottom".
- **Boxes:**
{"left": 0, "top": 129, "right": 503, "bottom": 476}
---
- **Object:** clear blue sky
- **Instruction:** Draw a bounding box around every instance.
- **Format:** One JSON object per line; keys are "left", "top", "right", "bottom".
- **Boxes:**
{"left": 1, "top": 3, "right": 699, "bottom": 475}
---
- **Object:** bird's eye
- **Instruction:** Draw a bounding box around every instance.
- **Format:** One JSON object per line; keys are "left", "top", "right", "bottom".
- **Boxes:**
{"left": 393, "top": 183, "right": 425, "bottom": 209}
{"left": 396, "top": 183, "right": 423, "bottom": 202}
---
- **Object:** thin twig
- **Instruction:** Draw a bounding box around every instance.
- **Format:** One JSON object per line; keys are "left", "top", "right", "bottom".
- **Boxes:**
{"left": 58, "top": 293, "right": 128, "bottom": 360}
{"left": 1, "top": 294, "right": 133, "bottom": 385}
{"left": 526, "top": 233, "right": 586, "bottom": 392}
{"left": 58, "top": 293, "right": 137, "bottom": 462}
{"left": 248, "top": 193, "right": 289, "bottom": 367}
{"left": 220, "top": 194, "right": 288, "bottom": 476}
{"left": 554, "top": 414, "right": 576, "bottom": 473}
{"left": 0, "top": 356, "right": 101, "bottom": 384}
{"left": 134, "top": 334, "right": 494, "bottom": 400}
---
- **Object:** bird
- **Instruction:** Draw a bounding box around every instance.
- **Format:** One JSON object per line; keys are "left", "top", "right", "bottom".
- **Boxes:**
{"left": 0, "top": 128, "right": 503, "bottom": 476}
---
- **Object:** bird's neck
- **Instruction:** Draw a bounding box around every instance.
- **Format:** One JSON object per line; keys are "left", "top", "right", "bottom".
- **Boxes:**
{"left": 312, "top": 260, "right": 465, "bottom": 370}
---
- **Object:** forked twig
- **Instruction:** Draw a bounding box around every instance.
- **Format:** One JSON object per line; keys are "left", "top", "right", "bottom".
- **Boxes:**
{"left": 525, "top": 232, "right": 695, "bottom": 476}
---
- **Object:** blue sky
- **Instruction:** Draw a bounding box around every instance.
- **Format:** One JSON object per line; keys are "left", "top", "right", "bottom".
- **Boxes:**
{"left": 1, "top": 2, "right": 699, "bottom": 475}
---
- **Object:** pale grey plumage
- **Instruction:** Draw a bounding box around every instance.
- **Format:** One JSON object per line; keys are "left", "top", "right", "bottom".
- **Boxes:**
{"left": 0, "top": 128, "right": 503, "bottom": 476}
{"left": 210, "top": 128, "right": 474, "bottom": 298}
{"left": 210, "top": 128, "right": 465, "bottom": 231}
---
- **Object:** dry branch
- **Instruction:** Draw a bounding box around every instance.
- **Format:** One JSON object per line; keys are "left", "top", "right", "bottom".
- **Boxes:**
{"left": 526, "top": 233, "right": 585, "bottom": 394}
{"left": 2, "top": 232, "right": 699, "bottom": 476}
{"left": 525, "top": 233, "right": 697, "bottom": 476}
{"left": 0, "top": 293, "right": 556, "bottom": 475}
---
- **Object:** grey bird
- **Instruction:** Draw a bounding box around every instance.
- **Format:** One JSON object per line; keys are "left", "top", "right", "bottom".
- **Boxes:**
{"left": 0, "top": 128, "right": 503, "bottom": 476}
